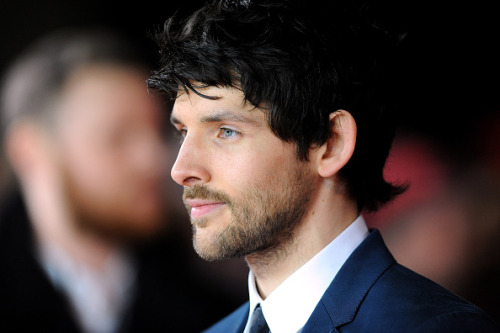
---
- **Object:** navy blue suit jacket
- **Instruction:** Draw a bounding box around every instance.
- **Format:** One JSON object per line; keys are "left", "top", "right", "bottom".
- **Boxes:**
{"left": 204, "top": 230, "right": 499, "bottom": 332}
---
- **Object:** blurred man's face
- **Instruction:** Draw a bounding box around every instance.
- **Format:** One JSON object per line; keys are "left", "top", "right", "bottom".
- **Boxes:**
{"left": 52, "top": 65, "right": 168, "bottom": 242}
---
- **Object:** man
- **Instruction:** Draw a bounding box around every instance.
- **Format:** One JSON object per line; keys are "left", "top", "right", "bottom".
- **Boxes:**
{"left": 0, "top": 29, "right": 233, "bottom": 333}
{"left": 147, "top": 0, "right": 499, "bottom": 332}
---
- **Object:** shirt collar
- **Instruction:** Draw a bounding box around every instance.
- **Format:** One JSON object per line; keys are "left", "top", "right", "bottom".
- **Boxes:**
{"left": 37, "top": 242, "right": 136, "bottom": 333}
{"left": 245, "top": 215, "right": 369, "bottom": 333}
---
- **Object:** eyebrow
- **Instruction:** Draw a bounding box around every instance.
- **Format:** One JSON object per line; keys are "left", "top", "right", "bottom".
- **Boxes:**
{"left": 170, "top": 110, "right": 262, "bottom": 126}
{"left": 170, "top": 114, "right": 182, "bottom": 126}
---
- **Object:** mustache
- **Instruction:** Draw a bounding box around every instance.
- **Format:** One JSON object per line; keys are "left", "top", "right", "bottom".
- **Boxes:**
{"left": 183, "top": 185, "right": 232, "bottom": 205}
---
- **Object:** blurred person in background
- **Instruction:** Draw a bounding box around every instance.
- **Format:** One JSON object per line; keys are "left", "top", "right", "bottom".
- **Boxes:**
{"left": 0, "top": 29, "right": 233, "bottom": 333}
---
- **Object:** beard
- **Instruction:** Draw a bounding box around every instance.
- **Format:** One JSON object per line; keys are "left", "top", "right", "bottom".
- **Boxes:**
{"left": 59, "top": 164, "right": 167, "bottom": 245}
{"left": 183, "top": 164, "right": 315, "bottom": 261}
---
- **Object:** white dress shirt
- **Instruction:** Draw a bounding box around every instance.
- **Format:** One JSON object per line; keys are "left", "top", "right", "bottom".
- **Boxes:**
{"left": 244, "top": 215, "right": 369, "bottom": 333}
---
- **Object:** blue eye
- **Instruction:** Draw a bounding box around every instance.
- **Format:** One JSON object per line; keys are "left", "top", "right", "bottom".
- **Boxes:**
{"left": 223, "top": 128, "right": 236, "bottom": 137}
{"left": 220, "top": 128, "right": 239, "bottom": 138}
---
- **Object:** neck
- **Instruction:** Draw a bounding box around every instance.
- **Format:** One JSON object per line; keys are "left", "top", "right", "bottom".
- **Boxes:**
{"left": 23, "top": 180, "right": 120, "bottom": 271}
{"left": 246, "top": 179, "right": 358, "bottom": 299}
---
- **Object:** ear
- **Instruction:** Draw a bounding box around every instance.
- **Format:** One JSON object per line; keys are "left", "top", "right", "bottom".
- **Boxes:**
{"left": 5, "top": 122, "right": 46, "bottom": 177}
{"left": 314, "top": 110, "right": 357, "bottom": 178}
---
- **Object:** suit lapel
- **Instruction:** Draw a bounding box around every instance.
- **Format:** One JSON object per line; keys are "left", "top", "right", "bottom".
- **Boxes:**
{"left": 302, "top": 230, "right": 396, "bottom": 332}
{"left": 232, "top": 305, "right": 249, "bottom": 333}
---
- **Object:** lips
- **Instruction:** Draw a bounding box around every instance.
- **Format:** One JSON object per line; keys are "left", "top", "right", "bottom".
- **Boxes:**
{"left": 185, "top": 199, "right": 226, "bottom": 219}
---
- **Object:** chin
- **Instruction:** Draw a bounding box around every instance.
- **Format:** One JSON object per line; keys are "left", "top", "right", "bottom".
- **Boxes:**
{"left": 192, "top": 229, "right": 225, "bottom": 261}
{"left": 193, "top": 242, "right": 219, "bottom": 261}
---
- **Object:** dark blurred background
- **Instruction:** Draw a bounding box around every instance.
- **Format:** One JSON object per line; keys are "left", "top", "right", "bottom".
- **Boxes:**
{"left": 0, "top": 1, "right": 204, "bottom": 74}
{"left": 1, "top": 0, "right": 499, "bottom": 145}
{"left": 1, "top": 0, "right": 499, "bottom": 324}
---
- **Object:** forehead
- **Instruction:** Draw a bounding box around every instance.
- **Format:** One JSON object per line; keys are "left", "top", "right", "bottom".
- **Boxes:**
{"left": 171, "top": 85, "right": 262, "bottom": 121}
{"left": 59, "top": 65, "right": 161, "bottom": 118}
{"left": 175, "top": 85, "right": 245, "bottom": 107}
{"left": 45, "top": 67, "right": 164, "bottom": 146}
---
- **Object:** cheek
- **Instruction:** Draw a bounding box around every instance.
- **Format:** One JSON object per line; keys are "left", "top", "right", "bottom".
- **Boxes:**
{"left": 220, "top": 153, "right": 269, "bottom": 189}
{"left": 220, "top": 152, "right": 292, "bottom": 201}
{"left": 61, "top": 143, "right": 128, "bottom": 196}
{"left": 253, "top": 145, "right": 296, "bottom": 178}
{"left": 208, "top": 133, "right": 301, "bottom": 199}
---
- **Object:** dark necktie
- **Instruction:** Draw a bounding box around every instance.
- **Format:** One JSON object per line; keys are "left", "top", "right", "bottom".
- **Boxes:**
{"left": 249, "top": 304, "right": 270, "bottom": 333}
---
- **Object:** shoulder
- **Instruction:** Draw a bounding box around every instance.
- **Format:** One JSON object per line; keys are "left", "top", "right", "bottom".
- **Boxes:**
{"left": 203, "top": 301, "right": 249, "bottom": 333}
{"left": 357, "top": 263, "right": 499, "bottom": 332}
{"left": 415, "top": 310, "right": 500, "bottom": 332}
{"left": 321, "top": 229, "right": 499, "bottom": 332}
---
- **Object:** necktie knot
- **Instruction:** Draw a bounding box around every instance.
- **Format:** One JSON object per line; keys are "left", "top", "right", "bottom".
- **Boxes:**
{"left": 249, "top": 304, "right": 270, "bottom": 333}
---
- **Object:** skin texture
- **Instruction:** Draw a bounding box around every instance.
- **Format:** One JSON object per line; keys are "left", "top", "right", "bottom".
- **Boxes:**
{"left": 172, "top": 86, "right": 315, "bottom": 262}
{"left": 170, "top": 85, "right": 359, "bottom": 297}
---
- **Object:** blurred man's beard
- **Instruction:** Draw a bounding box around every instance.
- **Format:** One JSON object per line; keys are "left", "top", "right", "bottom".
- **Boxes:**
{"left": 60, "top": 166, "right": 167, "bottom": 245}
{"left": 183, "top": 165, "right": 314, "bottom": 261}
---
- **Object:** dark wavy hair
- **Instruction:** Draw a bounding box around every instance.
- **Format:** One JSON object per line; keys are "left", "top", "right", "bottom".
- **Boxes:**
{"left": 147, "top": 0, "right": 407, "bottom": 212}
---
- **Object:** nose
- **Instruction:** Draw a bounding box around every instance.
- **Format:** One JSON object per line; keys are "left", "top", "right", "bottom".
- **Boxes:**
{"left": 171, "top": 135, "right": 210, "bottom": 187}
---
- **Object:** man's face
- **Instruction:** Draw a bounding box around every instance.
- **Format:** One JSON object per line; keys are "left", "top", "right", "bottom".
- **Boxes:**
{"left": 170, "top": 85, "right": 316, "bottom": 261}
{"left": 52, "top": 65, "right": 169, "bottom": 242}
